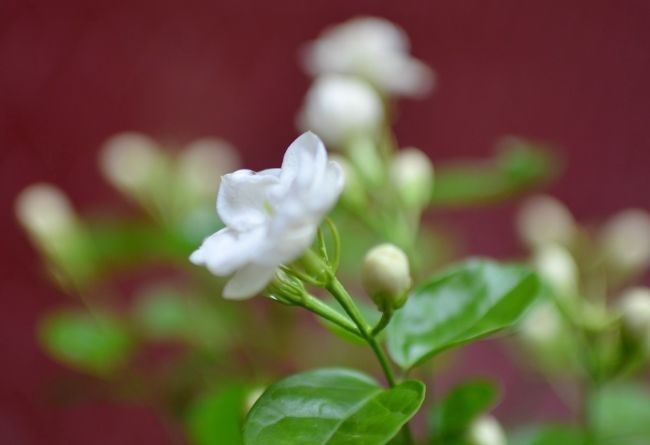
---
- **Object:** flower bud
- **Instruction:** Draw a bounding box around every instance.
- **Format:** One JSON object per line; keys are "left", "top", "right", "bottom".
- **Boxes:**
{"left": 99, "top": 132, "right": 163, "bottom": 193}
{"left": 619, "top": 287, "right": 650, "bottom": 352}
{"left": 178, "top": 137, "right": 240, "bottom": 200}
{"left": 297, "top": 75, "right": 384, "bottom": 147}
{"left": 390, "top": 147, "right": 434, "bottom": 209}
{"left": 517, "top": 195, "right": 575, "bottom": 248}
{"left": 15, "top": 183, "right": 76, "bottom": 241}
{"left": 534, "top": 244, "right": 578, "bottom": 299}
{"left": 601, "top": 209, "right": 650, "bottom": 272}
{"left": 467, "top": 415, "right": 507, "bottom": 445}
{"left": 362, "top": 244, "right": 411, "bottom": 312}
{"left": 520, "top": 302, "right": 562, "bottom": 345}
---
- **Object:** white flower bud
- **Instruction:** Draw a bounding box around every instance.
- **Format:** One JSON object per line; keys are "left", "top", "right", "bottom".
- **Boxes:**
{"left": 601, "top": 209, "right": 650, "bottom": 272}
{"left": 390, "top": 147, "right": 434, "bottom": 208}
{"left": 467, "top": 415, "right": 507, "bottom": 445}
{"left": 520, "top": 302, "right": 562, "bottom": 345}
{"left": 362, "top": 244, "right": 411, "bottom": 312}
{"left": 99, "top": 132, "right": 163, "bottom": 192}
{"left": 619, "top": 287, "right": 650, "bottom": 350}
{"left": 298, "top": 75, "right": 384, "bottom": 147}
{"left": 517, "top": 195, "right": 575, "bottom": 248}
{"left": 15, "top": 183, "right": 76, "bottom": 240}
{"left": 534, "top": 244, "right": 579, "bottom": 299}
{"left": 178, "top": 138, "right": 240, "bottom": 200}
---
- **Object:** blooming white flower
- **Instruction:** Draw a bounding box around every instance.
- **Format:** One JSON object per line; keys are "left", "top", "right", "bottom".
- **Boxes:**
{"left": 190, "top": 132, "right": 344, "bottom": 299}
{"left": 302, "top": 16, "right": 434, "bottom": 97}
{"left": 298, "top": 75, "right": 384, "bottom": 147}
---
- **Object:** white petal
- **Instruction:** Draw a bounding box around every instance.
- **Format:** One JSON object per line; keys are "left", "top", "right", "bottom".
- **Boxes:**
{"left": 217, "top": 169, "right": 279, "bottom": 231}
{"left": 222, "top": 264, "right": 277, "bottom": 300}
{"left": 280, "top": 132, "right": 327, "bottom": 190}
{"left": 190, "top": 227, "right": 266, "bottom": 276}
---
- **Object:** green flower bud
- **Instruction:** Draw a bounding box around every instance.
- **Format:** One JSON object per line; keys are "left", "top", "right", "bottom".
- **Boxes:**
{"left": 390, "top": 147, "right": 434, "bottom": 209}
{"left": 362, "top": 244, "right": 411, "bottom": 312}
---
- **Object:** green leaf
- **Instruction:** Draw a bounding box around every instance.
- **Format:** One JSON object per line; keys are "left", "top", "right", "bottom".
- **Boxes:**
{"left": 510, "top": 425, "right": 585, "bottom": 445}
{"left": 38, "top": 309, "right": 132, "bottom": 376}
{"left": 592, "top": 383, "right": 650, "bottom": 444}
{"left": 186, "top": 384, "right": 248, "bottom": 445}
{"left": 430, "top": 137, "right": 559, "bottom": 208}
{"left": 430, "top": 380, "right": 498, "bottom": 441}
{"left": 387, "top": 259, "right": 540, "bottom": 369}
{"left": 243, "top": 368, "right": 425, "bottom": 445}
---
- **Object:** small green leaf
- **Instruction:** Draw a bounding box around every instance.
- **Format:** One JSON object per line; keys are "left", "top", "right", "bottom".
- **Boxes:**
{"left": 38, "top": 309, "right": 132, "bottom": 376}
{"left": 186, "top": 384, "right": 248, "bottom": 445}
{"left": 592, "top": 383, "right": 650, "bottom": 444}
{"left": 510, "top": 425, "right": 585, "bottom": 445}
{"left": 430, "top": 380, "right": 498, "bottom": 441}
{"left": 243, "top": 368, "right": 425, "bottom": 445}
{"left": 387, "top": 259, "right": 540, "bottom": 369}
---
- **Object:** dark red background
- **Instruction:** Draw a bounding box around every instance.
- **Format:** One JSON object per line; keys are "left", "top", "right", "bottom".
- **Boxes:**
{"left": 2, "top": 1, "right": 649, "bottom": 443}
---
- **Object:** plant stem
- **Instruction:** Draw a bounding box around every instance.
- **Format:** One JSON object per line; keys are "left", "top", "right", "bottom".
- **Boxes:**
{"left": 371, "top": 310, "right": 393, "bottom": 337}
{"left": 300, "top": 293, "right": 363, "bottom": 340}
{"left": 326, "top": 277, "right": 415, "bottom": 444}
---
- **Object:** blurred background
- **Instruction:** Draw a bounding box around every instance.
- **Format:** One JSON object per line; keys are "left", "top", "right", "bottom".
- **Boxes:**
{"left": 1, "top": 1, "right": 649, "bottom": 444}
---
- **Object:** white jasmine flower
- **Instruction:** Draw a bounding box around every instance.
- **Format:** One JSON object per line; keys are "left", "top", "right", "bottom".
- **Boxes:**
{"left": 302, "top": 16, "right": 434, "bottom": 97}
{"left": 601, "top": 209, "right": 650, "bottom": 271}
{"left": 190, "top": 132, "right": 344, "bottom": 300}
{"left": 298, "top": 75, "right": 384, "bottom": 147}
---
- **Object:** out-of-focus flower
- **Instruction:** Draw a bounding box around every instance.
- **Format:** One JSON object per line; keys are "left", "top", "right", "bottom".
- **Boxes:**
{"left": 390, "top": 147, "right": 434, "bottom": 209}
{"left": 190, "top": 132, "right": 344, "bottom": 299}
{"left": 15, "top": 183, "right": 76, "bottom": 241}
{"left": 517, "top": 195, "right": 575, "bottom": 248}
{"left": 177, "top": 138, "right": 241, "bottom": 200}
{"left": 619, "top": 287, "right": 650, "bottom": 351}
{"left": 362, "top": 243, "right": 412, "bottom": 312}
{"left": 100, "top": 132, "right": 164, "bottom": 194}
{"left": 329, "top": 154, "right": 365, "bottom": 208}
{"left": 520, "top": 302, "right": 562, "bottom": 345}
{"left": 601, "top": 209, "right": 650, "bottom": 272}
{"left": 302, "top": 16, "right": 434, "bottom": 97}
{"left": 534, "top": 244, "right": 579, "bottom": 300}
{"left": 298, "top": 75, "right": 384, "bottom": 147}
{"left": 467, "top": 415, "right": 507, "bottom": 445}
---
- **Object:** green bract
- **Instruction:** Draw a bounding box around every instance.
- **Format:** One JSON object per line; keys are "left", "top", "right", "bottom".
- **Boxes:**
{"left": 243, "top": 368, "right": 425, "bottom": 445}
{"left": 387, "top": 259, "right": 540, "bottom": 369}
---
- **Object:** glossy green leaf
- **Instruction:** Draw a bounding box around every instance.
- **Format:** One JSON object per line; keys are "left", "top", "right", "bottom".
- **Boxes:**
{"left": 510, "top": 425, "right": 585, "bottom": 445}
{"left": 38, "top": 309, "right": 132, "bottom": 376}
{"left": 187, "top": 384, "right": 248, "bottom": 445}
{"left": 430, "top": 380, "right": 498, "bottom": 441}
{"left": 243, "top": 368, "right": 425, "bottom": 445}
{"left": 387, "top": 259, "right": 540, "bottom": 369}
{"left": 592, "top": 383, "right": 650, "bottom": 444}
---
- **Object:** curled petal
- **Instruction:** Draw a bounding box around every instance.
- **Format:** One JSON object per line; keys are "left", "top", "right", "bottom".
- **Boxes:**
{"left": 190, "top": 227, "right": 266, "bottom": 276}
{"left": 280, "top": 132, "right": 328, "bottom": 190}
{"left": 223, "top": 264, "right": 277, "bottom": 300}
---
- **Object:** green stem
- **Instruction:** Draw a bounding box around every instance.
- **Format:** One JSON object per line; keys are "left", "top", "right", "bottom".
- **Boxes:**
{"left": 300, "top": 293, "right": 363, "bottom": 340}
{"left": 371, "top": 310, "right": 393, "bottom": 337}
{"left": 326, "top": 277, "right": 415, "bottom": 445}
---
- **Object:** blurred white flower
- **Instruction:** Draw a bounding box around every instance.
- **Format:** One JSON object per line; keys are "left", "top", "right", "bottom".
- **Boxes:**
{"left": 534, "top": 244, "right": 579, "bottom": 299}
{"left": 520, "top": 301, "right": 562, "bottom": 344}
{"left": 601, "top": 209, "right": 650, "bottom": 272}
{"left": 468, "top": 415, "right": 507, "bottom": 445}
{"left": 302, "top": 16, "right": 434, "bottom": 97}
{"left": 190, "top": 132, "right": 344, "bottom": 299}
{"left": 517, "top": 195, "right": 575, "bottom": 248}
{"left": 15, "top": 183, "right": 76, "bottom": 240}
{"left": 100, "top": 132, "right": 163, "bottom": 193}
{"left": 298, "top": 75, "right": 384, "bottom": 146}
{"left": 178, "top": 138, "right": 241, "bottom": 200}
{"left": 390, "top": 147, "right": 434, "bottom": 208}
